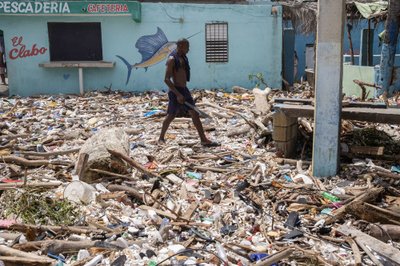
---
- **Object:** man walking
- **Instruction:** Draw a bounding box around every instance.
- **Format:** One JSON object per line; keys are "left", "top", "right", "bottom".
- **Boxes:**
{"left": 158, "top": 38, "right": 218, "bottom": 147}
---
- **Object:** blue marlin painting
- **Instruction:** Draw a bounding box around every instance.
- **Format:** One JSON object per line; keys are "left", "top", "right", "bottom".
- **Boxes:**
{"left": 117, "top": 27, "right": 177, "bottom": 85}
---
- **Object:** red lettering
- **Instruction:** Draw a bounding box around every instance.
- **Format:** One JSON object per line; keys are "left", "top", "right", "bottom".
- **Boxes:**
{"left": 8, "top": 38, "right": 47, "bottom": 60}
{"left": 23, "top": 49, "right": 31, "bottom": 57}
{"left": 11, "top": 36, "right": 23, "bottom": 47}
{"left": 18, "top": 45, "right": 26, "bottom": 57}
{"left": 9, "top": 48, "right": 19, "bottom": 60}
{"left": 116, "top": 4, "right": 121, "bottom": 12}
{"left": 87, "top": 4, "right": 93, "bottom": 12}
{"left": 31, "top": 44, "right": 38, "bottom": 56}
{"left": 122, "top": 4, "right": 128, "bottom": 12}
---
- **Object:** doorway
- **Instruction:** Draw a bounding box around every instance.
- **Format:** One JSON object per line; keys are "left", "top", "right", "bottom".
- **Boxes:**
{"left": 0, "top": 30, "right": 8, "bottom": 97}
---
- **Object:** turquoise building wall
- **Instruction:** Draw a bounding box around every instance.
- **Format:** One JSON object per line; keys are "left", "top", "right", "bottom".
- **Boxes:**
{"left": 292, "top": 19, "right": 400, "bottom": 82}
{"left": 0, "top": 3, "right": 282, "bottom": 96}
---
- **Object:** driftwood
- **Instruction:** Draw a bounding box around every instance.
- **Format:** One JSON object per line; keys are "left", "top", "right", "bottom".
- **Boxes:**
{"left": 257, "top": 247, "right": 295, "bottom": 266}
{"left": 254, "top": 119, "right": 272, "bottom": 137}
{"left": 139, "top": 205, "right": 177, "bottom": 220}
{"left": 338, "top": 224, "right": 400, "bottom": 265}
{"left": 376, "top": 170, "right": 400, "bottom": 180}
{"left": 345, "top": 237, "right": 362, "bottom": 266}
{"left": 107, "top": 184, "right": 148, "bottom": 204}
{"left": 14, "top": 240, "right": 96, "bottom": 253}
{"left": 275, "top": 158, "right": 312, "bottom": 167}
{"left": 13, "top": 240, "right": 124, "bottom": 255}
{"left": 347, "top": 201, "right": 400, "bottom": 225}
{"left": 124, "top": 128, "right": 143, "bottom": 135}
{"left": 227, "top": 125, "right": 252, "bottom": 137}
{"left": 77, "top": 128, "right": 130, "bottom": 183}
{"left": 75, "top": 153, "right": 89, "bottom": 178}
{"left": 189, "top": 165, "right": 230, "bottom": 173}
{"left": 369, "top": 224, "right": 400, "bottom": 242}
{"left": 0, "top": 156, "right": 71, "bottom": 167}
{"left": 89, "top": 168, "right": 136, "bottom": 181}
{"left": 17, "top": 147, "right": 80, "bottom": 158}
{"left": 107, "top": 149, "right": 161, "bottom": 179}
{"left": 324, "top": 187, "right": 384, "bottom": 225}
{"left": 9, "top": 223, "right": 105, "bottom": 235}
{"left": 350, "top": 146, "right": 384, "bottom": 156}
{"left": 0, "top": 181, "right": 62, "bottom": 190}
{"left": 0, "top": 245, "right": 54, "bottom": 265}
{"left": 0, "top": 256, "right": 54, "bottom": 266}
{"left": 198, "top": 101, "right": 236, "bottom": 115}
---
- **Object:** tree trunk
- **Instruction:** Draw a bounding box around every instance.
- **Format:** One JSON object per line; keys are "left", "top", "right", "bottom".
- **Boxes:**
{"left": 76, "top": 128, "right": 129, "bottom": 183}
{"left": 379, "top": 0, "right": 400, "bottom": 97}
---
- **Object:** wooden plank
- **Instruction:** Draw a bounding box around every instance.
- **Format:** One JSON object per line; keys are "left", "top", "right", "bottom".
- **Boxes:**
{"left": 182, "top": 202, "right": 199, "bottom": 221}
{"left": 274, "top": 104, "right": 400, "bottom": 124}
{"left": 337, "top": 224, "right": 400, "bottom": 265}
{"left": 139, "top": 205, "right": 177, "bottom": 220}
{"left": 274, "top": 98, "right": 387, "bottom": 108}
{"left": 350, "top": 146, "right": 384, "bottom": 155}
{"left": 0, "top": 256, "right": 53, "bottom": 266}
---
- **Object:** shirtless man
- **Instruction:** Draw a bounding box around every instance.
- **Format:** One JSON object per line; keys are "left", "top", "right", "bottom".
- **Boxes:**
{"left": 158, "top": 38, "right": 218, "bottom": 146}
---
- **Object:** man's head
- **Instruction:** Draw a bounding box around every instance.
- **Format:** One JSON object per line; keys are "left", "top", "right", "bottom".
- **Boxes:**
{"left": 177, "top": 38, "right": 189, "bottom": 55}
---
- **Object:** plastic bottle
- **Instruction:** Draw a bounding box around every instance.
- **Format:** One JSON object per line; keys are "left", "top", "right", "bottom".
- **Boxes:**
{"left": 148, "top": 260, "right": 157, "bottom": 266}
{"left": 216, "top": 242, "right": 228, "bottom": 264}
{"left": 321, "top": 192, "right": 340, "bottom": 202}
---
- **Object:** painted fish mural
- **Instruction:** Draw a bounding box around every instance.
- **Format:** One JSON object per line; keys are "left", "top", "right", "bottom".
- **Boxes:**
{"left": 117, "top": 27, "right": 177, "bottom": 85}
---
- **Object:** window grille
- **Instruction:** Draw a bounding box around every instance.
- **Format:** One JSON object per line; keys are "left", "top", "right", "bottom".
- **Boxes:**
{"left": 205, "top": 22, "right": 228, "bottom": 63}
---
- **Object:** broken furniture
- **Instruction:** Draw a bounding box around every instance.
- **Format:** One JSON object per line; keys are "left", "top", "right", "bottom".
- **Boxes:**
{"left": 272, "top": 98, "right": 400, "bottom": 157}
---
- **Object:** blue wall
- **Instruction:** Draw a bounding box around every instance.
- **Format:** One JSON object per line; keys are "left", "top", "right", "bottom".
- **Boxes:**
{"left": 1, "top": 3, "right": 282, "bottom": 96}
{"left": 292, "top": 19, "right": 400, "bottom": 81}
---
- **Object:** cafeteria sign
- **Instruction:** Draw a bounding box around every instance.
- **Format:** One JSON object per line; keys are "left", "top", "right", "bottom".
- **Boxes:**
{"left": 0, "top": 1, "right": 141, "bottom": 22}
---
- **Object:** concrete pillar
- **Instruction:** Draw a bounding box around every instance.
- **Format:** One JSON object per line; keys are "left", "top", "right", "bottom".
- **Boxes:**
{"left": 312, "top": 0, "right": 345, "bottom": 177}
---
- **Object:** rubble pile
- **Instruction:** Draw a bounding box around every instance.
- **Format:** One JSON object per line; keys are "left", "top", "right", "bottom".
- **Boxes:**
{"left": 0, "top": 87, "right": 400, "bottom": 266}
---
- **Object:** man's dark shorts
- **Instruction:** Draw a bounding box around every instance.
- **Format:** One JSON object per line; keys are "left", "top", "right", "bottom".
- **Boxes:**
{"left": 167, "top": 87, "right": 196, "bottom": 115}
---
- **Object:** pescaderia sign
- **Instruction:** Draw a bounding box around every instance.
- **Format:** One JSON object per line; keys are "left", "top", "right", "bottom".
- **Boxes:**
{"left": 0, "top": 1, "right": 141, "bottom": 22}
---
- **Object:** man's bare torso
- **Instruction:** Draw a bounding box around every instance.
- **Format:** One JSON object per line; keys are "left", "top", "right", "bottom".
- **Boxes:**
{"left": 170, "top": 56, "right": 187, "bottom": 88}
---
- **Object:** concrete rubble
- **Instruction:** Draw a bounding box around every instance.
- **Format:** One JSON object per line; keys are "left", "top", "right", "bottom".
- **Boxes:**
{"left": 0, "top": 85, "right": 399, "bottom": 265}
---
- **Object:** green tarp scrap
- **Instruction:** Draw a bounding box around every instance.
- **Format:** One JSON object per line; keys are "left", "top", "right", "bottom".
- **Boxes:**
{"left": 354, "top": 1, "right": 388, "bottom": 19}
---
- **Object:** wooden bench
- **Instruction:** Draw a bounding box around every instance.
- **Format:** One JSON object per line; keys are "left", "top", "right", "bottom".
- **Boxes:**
{"left": 39, "top": 61, "right": 115, "bottom": 95}
{"left": 273, "top": 101, "right": 400, "bottom": 157}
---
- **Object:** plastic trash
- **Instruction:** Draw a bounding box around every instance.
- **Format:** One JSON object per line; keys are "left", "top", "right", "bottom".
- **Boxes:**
{"left": 391, "top": 165, "right": 400, "bottom": 173}
{"left": 216, "top": 242, "right": 228, "bottom": 264}
{"left": 321, "top": 192, "right": 341, "bottom": 202}
{"left": 83, "top": 254, "right": 103, "bottom": 266}
{"left": 63, "top": 181, "right": 96, "bottom": 204}
{"left": 293, "top": 174, "right": 313, "bottom": 184}
{"left": 77, "top": 249, "right": 90, "bottom": 261}
{"left": 253, "top": 87, "right": 271, "bottom": 114}
{"left": 249, "top": 253, "right": 268, "bottom": 262}
{"left": 186, "top": 171, "right": 202, "bottom": 180}
{"left": 143, "top": 110, "right": 163, "bottom": 117}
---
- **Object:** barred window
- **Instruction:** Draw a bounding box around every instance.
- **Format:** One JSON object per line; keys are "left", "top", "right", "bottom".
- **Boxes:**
{"left": 205, "top": 22, "right": 228, "bottom": 63}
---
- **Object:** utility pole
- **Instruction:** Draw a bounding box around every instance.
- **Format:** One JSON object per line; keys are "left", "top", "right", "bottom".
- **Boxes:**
{"left": 312, "top": 0, "right": 345, "bottom": 177}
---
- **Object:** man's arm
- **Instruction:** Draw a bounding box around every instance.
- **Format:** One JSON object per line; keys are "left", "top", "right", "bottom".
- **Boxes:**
{"left": 165, "top": 58, "right": 184, "bottom": 104}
